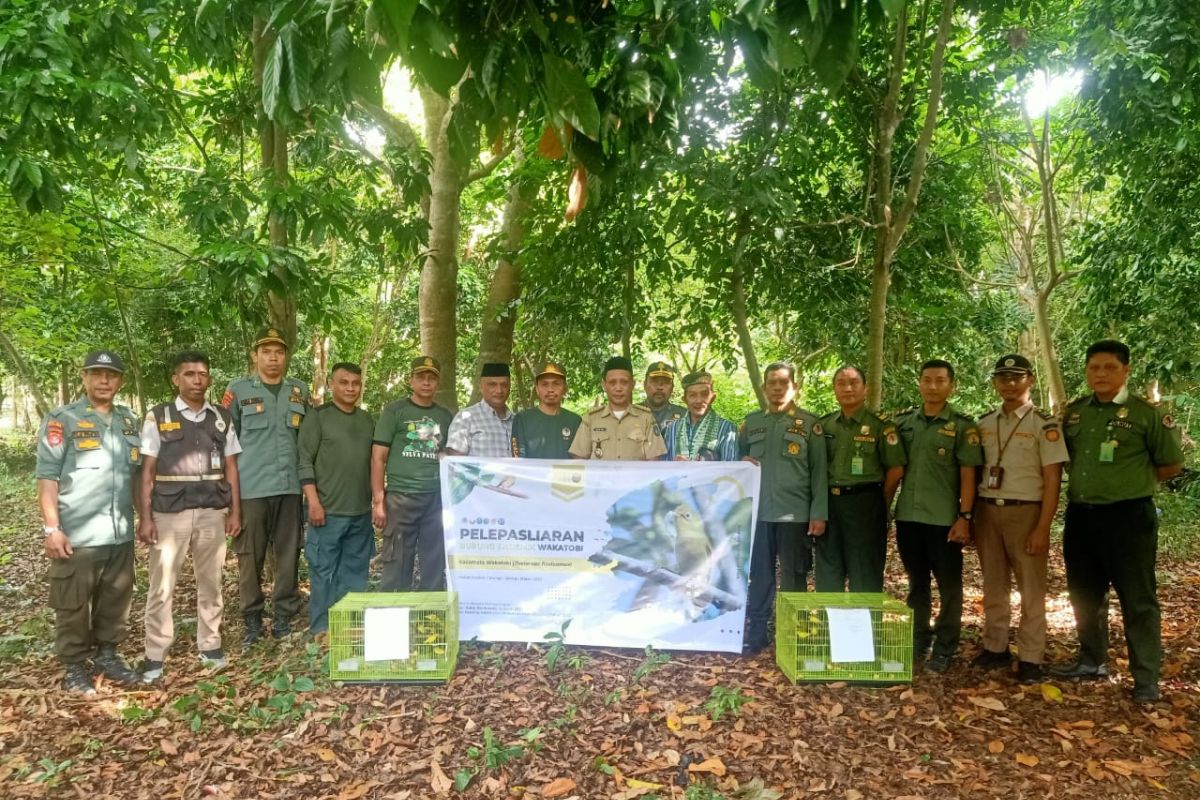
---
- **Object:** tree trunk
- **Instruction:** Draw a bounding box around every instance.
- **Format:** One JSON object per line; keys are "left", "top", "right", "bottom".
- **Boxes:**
{"left": 311, "top": 332, "right": 329, "bottom": 405}
{"left": 252, "top": 16, "right": 296, "bottom": 345}
{"left": 621, "top": 258, "right": 635, "bottom": 360}
{"left": 865, "top": 0, "right": 957, "bottom": 409}
{"left": 474, "top": 150, "right": 532, "bottom": 377}
{"left": 1032, "top": 293, "right": 1067, "bottom": 411}
{"left": 730, "top": 225, "right": 766, "bottom": 410}
{"left": 0, "top": 330, "right": 51, "bottom": 417}
{"left": 418, "top": 87, "right": 466, "bottom": 410}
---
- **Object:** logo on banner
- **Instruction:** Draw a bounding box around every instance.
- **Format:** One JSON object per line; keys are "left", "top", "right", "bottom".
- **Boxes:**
{"left": 550, "top": 463, "right": 585, "bottom": 501}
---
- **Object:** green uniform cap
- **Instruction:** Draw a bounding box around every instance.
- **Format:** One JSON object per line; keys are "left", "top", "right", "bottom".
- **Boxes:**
{"left": 645, "top": 361, "right": 676, "bottom": 378}
{"left": 410, "top": 356, "right": 440, "bottom": 376}
{"left": 681, "top": 371, "right": 712, "bottom": 389}
{"left": 253, "top": 327, "right": 288, "bottom": 349}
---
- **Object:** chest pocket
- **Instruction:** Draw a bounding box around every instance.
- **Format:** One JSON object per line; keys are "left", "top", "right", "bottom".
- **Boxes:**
{"left": 72, "top": 433, "right": 105, "bottom": 468}
{"left": 746, "top": 429, "right": 767, "bottom": 459}
{"left": 158, "top": 423, "right": 184, "bottom": 443}
{"left": 241, "top": 402, "right": 269, "bottom": 431}
{"left": 782, "top": 431, "right": 807, "bottom": 459}
{"left": 1012, "top": 433, "right": 1037, "bottom": 452}
{"left": 287, "top": 402, "right": 306, "bottom": 430}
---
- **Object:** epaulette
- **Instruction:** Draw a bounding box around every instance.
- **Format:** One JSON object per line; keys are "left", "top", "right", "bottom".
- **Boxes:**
{"left": 892, "top": 406, "right": 918, "bottom": 419}
{"left": 1035, "top": 407, "right": 1054, "bottom": 421}
{"left": 1065, "top": 395, "right": 1088, "bottom": 409}
{"left": 588, "top": 403, "right": 606, "bottom": 414}
{"left": 633, "top": 403, "right": 650, "bottom": 412}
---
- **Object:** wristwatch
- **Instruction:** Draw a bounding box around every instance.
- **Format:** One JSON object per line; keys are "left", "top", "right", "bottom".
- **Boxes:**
{"left": 957, "top": 510, "right": 974, "bottom": 521}
{"left": 43, "top": 525, "right": 63, "bottom": 537}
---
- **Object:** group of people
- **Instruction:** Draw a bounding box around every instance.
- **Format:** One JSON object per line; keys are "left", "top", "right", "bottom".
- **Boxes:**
{"left": 36, "top": 333, "right": 1182, "bottom": 705}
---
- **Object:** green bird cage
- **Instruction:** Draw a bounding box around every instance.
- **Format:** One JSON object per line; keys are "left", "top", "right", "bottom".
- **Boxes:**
{"left": 776, "top": 592, "right": 913, "bottom": 684}
{"left": 328, "top": 592, "right": 459, "bottom": 683}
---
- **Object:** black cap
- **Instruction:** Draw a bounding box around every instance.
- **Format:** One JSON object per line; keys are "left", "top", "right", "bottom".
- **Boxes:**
{"left": 645, "top": 361, "right": 676, "bottom": 378}
{"left": 253, "top": 327, "right": 288, "bottom": 349}
{"left": 992, "top": 354, "right": 1033, "bottom": 375}
{"left": 480, "top": 363, "right": 511, "bottom": 378}
{"left": 682, "top": 370, "right": 713, "bottom": 389}
{"left": 603, "top": 356, "right": 634, "bottom": 377}
{"left": 82, "top": 350, "right": 126, "bottom": 373}
{"left": 411, "top": 356, "right": 440, "bottom": 376}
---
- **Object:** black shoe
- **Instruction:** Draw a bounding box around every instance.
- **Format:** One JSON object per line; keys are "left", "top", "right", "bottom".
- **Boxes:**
{"left": 1016, "top": 661, "right": 1044, "bottom": 684}
{"left": 94, "top": 645, "right": 141, "bottom": 686}
{"left": 140, "top": 659, "right": 165, "bottom": 684}
{"left": 63, "top": 663, "right": 96, "bottom": 695}
{"left": 242, "top": 616, "right": 263, "bottom": 648}
{"left": 926, "top": 653, "right": 952, "bottom": 673}
{"left": 971, "top": 649, "right": 1011, "bottom": 670}
{"left": 271, "top": 618, "right": 292, "bottom": 639}
{"left": 1132, "top": 684, "right": 1161, "bottom": 705}
{"left": 1049, "top": 661, "right": 1109, "bottom": 680}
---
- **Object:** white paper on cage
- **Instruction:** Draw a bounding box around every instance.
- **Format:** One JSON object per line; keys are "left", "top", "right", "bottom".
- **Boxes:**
{"left": 826, "top": 607, "right": 875, "bottom": 663}
{"left": 363, "top": 607, "right": 410, "bottom": 661}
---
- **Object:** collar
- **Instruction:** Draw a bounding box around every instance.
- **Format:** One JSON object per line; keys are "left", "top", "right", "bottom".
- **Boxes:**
{"left": 838, "top": 406, "right": 866, "bottom": 425}
{"left": 768, "top": 401, "right": 797, "bottom": 417}
{"left": 174, "top": 396, "right": 219, "bottom": 416}
{"left": 686, "top": 411, "right": 712, "bottom": 429}
{"left": 998, "top": 400, "right": 1034, "bottom": 419}
{"left": 1089, "top": 385, "right": 1130, "bottom": 406}
{"left": 922, "top": 403, "right": 952, "bottom": 422}
{"left": 473, "top": 400, "right": 513, "bottom": 421}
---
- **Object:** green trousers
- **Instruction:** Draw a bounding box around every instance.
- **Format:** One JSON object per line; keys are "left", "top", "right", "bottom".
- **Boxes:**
{"left": 814, "top": 487, "right": 887, "bottom": 593}
{"left": 46, "top": 541, "right": 134, "bottom": 665}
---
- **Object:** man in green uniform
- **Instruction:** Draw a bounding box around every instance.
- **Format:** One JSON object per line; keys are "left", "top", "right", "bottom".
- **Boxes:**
{"left": 298, "top": 362, "right": 375, "bottom": 635}
{"left": 663, "top": 371, "right": 738, "bottom": 461}
{"left": 220, "top": 327, "right": 310, "bottom": 644}
{"left": 893, "top": 359, "right": 984, "bottom": 673}
{"left": 372, "top": 356, "right": 454, "bottom": 590}
{"left": 817, "top": 365, "right": 906, "bottom": 593}
{"left": 643, "top": 361, "right": 687, "bottom": 437}
{"left": 1052, "top": 340, "right": 1182, "bottom": 704}
{"left": 36, "top": 350, "right": 143, "bottom": 693}
{"left": 973, "top": 354, "right": 1067, "bottom": 684}
{"left": 569, "top": 356, "right": 667, "bottom": 461}
{"left": 738, "top": 361, "right": 828, "bottom": 654}
{"left": 511, "top": 362, "right": 582, "bottom": 458}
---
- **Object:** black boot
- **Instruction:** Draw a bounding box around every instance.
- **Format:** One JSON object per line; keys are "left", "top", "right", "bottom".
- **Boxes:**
{"left": 63, "top": 663, "right": 96, "bottom": 695}
{"left": 242, "top": 615, "right": 263, "bottom": 648}
{"left": 94, "top": 645, "right": 141, "bottom": 686}
{"left": 271, "top": 616, "right": 292, "bottom": 639}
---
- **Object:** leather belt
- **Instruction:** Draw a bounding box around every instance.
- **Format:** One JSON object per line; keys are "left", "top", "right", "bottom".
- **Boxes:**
{"left": 156, "top": 474, "right": 223, "bottom": 482}
{"left": 980, "top": 497, "right": 1039, "bottom": 507}
{"left": 830, "top": 483, "right": 882, "bottom": 496}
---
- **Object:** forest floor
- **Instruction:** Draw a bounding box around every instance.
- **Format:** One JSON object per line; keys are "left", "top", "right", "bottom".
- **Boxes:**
{"left": 1, "top": 442, "right": 1198, "bottom": 800}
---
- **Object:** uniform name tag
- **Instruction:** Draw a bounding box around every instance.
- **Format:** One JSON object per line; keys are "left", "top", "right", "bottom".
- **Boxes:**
{"left": 158, "top": 421, "right": 181, "bottom": 432}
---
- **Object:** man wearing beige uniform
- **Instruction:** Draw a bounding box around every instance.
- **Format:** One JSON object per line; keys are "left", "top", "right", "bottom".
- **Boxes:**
{"left": 569, "top": 356, "right": 667, "bottom": 461}
{"left": 972, "top": 354, "right": 1067, "bottom": 684}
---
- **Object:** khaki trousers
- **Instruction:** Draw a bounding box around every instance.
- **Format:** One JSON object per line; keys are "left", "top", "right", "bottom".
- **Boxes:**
{"left": 144, "top": 508, "right": 227, "bottom": 660}
{"left": 975, "top": 502, "right": 1047, "bottom": 663}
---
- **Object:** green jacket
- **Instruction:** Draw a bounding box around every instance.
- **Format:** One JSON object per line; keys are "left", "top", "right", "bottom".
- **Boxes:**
{"left": 894, "top": 403, "right": 984, "bottom": 527}
{"left": 738, "top": 403, "right": 828, "bottom": 523}
{"left": 221, "top": 375, "right": 309, "bottom": 499}
{"left": 820, "top": 407, "right": 907, "bottom": 486}
{"left": 1063, "top": 387, "right": 1183, "bottom": 505}
{"left": 35, "top": 398, "right": 142, "bottom": 547}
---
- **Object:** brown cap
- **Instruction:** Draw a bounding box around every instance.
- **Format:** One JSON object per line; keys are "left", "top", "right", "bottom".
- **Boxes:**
{"left": 253, "top": 327, "right": 288, "bottom": 349}
{"left": 645, "top": 361, "right": 676, "bottom": 379}
{"left": 411, "top": 356, "right": 440, "bottom": 376}
{"left": 536, "top": 362, "right": 567, "bottom": 380}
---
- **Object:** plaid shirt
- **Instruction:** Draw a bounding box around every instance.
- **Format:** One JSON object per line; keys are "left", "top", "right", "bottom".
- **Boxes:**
{"left": 447, "top": 400, "right": 514, "bottom": 458}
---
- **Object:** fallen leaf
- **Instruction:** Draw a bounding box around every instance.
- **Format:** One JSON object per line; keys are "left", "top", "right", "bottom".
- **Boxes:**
{"left": 430, "top": 761, "right": 453, "bottom": 794}
{"left": 1040, "top": 683, "right": 1063, "bottom": 703}
{"left": 828, "top": 702, "right": 844, "bottom": 718}
{"left": 159, "top": 739, "right": 178, "bottom": 756}
{"left": 687, "top": 757, "right": 727, "bottom": 777}
{"left": 1015, "top": 753, "right": 1040, "bottom": 767}
{"left": 627, "top": 778, "right": 664, "bottom": 790}
{"left": 542, "top": 777, "right": 576, "bottom": 798}
{"left": 988, "top": 740, "right": 1004, "bottom": 754}
{"left": 337, "top": 781, "right": 379, "bottom": 800}
{"left": 666, "top": 714, "right": 682, "bottom": 732}
{"left": 317, "top": 748, "right": 336, "bottom": 762}
{"left": 968, "top": 695, "right": 1007, "bottom": 712}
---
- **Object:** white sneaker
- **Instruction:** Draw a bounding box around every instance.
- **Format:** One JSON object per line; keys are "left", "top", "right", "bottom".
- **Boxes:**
{"left": 199, "top": 649, "right": 228, "bottom": 672}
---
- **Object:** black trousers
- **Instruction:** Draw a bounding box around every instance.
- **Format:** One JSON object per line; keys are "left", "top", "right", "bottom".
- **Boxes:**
{"left": 46, "top": 542, "right": 134, "bottom": 664}
{"left": 745, "top": 520, "right": 812, "bottom": 647}
{"left": 379, "top": 491, "right": 445, "bottom": 591}
{"left": 895, "top": 520, "right": 963, "bottom": 658}
{"left": 1063, "top": 498, "right": 1160, "bottom": 688}
{"left": 235, "top": 495, "right": 303, "bottom": 620}
{"left": 815, "top": 489, "right": 887, "bottom": 592}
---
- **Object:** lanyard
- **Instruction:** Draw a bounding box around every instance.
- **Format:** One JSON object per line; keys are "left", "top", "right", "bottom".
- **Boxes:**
{"left": 995, "top": 409, "right": 1030, "bottom": 466}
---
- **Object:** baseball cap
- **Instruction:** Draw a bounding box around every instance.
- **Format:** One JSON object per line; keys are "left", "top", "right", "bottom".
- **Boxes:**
{"left": 82, "top": 350, "right": 126, "bottom": 373}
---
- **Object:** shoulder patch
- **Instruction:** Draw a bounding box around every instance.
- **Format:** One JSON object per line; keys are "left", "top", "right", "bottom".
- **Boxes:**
{"left": 220, "top": 389, "right": 235, "bottom": 408}
{"left": 1036, "top": 408, "right": 1054, "bottom": 420}
{"left": 1045, "top": 428, "right": 1061, "bottom": 442}
{"left": 966, "top": 429, "right": 980, "bottom": 446}
{"left": 45, "top": 420, "right": 65, "bottom": 447}
{"left": 1162, "top": 414, "right": 1176, "bottom": 429}
{"left": 1041, "top": 422, "right": 1058, "bottom": 430}
{"left": 811, "top": 422, "right": 823, "bottom": 436}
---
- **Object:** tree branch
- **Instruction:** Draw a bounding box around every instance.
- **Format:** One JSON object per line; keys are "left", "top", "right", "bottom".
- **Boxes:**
{"left": 466, "top": 142, "right": 515, "bottom": 184}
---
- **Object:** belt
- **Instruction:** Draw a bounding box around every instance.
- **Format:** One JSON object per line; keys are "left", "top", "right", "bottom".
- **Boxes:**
{"left": 980, "top": 497, "right": 1039, "bottom": 507}
{"left": 1069, "top": 496, "right": 1152, "bottom": 511}
{"left": 830, "top": 483, "right": 882, "bottom": 496}
{"left": 156, "top": 474, "right": 224, "bottom": 482}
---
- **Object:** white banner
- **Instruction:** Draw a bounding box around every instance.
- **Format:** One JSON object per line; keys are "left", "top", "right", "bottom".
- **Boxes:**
{"left": 440, "top": 457, "right": 760, "bottom": 652}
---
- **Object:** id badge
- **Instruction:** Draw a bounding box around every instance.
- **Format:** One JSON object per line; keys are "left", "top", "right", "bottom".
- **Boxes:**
{"left": 850, "top": 456, "right": 864, "bottom": 476}
{"left": 1099, "top": 441, "right": 1116, "bottom": 463}
{"left": 986, "top": 465, "right": 1004, "bottom": 490}
{"left": 210, "top": 448, "right": 222, "bottom": 470}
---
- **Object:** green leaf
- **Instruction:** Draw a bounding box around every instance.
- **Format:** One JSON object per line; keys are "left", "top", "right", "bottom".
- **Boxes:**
{"left": 737, "top": 0, "right": 769, "bottom": 29}
{"left": 454, "top": 769, "right": 474, "bottom": 791}
{"left": 262, "top": 36, "right": 284, "bottom": 119}
{"left": 373, "top": 0, "right": 418, "bottom": 53}
{"left": 876, "top": 0, "right": 906, "bottom": 20}
{"left": 281, "top": 23, "right": 311, "bottom": 112}
{"left": 542, "top": 53, "right": 601, "bottom": 140}
{"left": 292, "top": 676, "right": 316, "bottom": 692}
